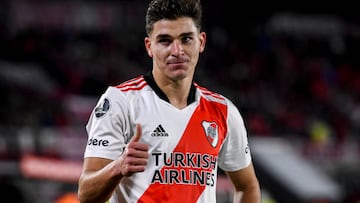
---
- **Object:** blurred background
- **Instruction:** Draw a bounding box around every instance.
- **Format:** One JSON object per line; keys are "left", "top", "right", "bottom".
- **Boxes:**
{"left": 0, "top": 0, "right": 359, "bottom": 202}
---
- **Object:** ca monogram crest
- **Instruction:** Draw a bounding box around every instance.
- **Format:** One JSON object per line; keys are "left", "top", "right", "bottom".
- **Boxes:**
{"left": 201, "top": 121, "right": 218, "bottom": 148}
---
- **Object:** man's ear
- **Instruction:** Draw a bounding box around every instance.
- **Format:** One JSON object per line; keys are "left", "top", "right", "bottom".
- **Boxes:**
{"left": 199, "top": 32, "right": 206, "bottom": 53}
{"left": 144, "top": 37, "right": 153, "bottom": 57}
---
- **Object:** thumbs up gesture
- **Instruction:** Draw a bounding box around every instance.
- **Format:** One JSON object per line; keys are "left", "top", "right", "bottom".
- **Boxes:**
{"left": 118, "top": 124, "right": 149, "bottom": 177}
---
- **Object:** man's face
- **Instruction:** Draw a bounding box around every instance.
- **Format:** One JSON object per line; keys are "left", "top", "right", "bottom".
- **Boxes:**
{"left": 145, "top": 17, "right": 206, "bottom": 82}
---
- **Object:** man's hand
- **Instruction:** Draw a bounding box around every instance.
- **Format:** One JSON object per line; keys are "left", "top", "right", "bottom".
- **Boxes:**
{"left": 118, "top": 124, "right": 149, "bottom": 177}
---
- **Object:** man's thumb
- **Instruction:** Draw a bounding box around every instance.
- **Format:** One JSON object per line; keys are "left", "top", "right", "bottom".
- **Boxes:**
{"left": 130, "top": 124, "right": 142, "bottom": 142}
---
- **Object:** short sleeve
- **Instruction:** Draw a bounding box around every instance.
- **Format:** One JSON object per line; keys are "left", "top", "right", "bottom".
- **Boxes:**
{"left": 218, "top": 99, "right": 252, "bottom": 171}
{"left": 84, "top": 86, "right": 133, "bottom": 160}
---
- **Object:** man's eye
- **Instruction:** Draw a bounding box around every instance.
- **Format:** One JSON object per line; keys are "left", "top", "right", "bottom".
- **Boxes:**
{"left": 159, "top": 39, "right": 171, "bottom": 44}
{"left": 182, "top": 37, "right": 192, "bottom": 43}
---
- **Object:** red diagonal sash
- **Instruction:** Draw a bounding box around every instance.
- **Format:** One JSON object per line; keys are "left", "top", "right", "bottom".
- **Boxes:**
{"left": 137, "top": 97, "right": 227, "bottom": 203}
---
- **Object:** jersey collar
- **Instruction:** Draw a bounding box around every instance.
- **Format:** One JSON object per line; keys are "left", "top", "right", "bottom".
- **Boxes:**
{"left": 143, "top": 72, "right": 196, "bottom": 105}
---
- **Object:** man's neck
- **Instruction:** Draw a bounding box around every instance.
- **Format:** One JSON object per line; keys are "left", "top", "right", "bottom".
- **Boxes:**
{"left": 144, "top": 71, "right": 196, "bottom": 109}
{"left": 162, "top": 81, "right": 191, "bottom": 109}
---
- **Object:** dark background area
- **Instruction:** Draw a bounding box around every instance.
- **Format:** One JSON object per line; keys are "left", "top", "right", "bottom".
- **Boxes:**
{"left": 0, "top": 1, "right": 359, "bottom": 202}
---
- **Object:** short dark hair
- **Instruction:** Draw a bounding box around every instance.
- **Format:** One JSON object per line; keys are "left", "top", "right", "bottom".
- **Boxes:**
{"left": 145, "top": 0, "right": 202, "bottom": 36}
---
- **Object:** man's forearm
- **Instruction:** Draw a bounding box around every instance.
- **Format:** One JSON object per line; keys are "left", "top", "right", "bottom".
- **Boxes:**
{"left": 233, "top": 184, "right": 261, "bottom": 203}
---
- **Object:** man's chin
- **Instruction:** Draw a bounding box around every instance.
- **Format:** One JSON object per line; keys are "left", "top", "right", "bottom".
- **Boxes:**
{"left": 168, "top": 70, "right": 188, "bottom": 80}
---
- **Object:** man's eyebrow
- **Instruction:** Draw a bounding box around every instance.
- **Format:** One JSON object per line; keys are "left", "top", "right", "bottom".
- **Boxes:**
{"left": 155, "top": 32, "right": 195, "bottom": 39}
{"left": 180, "top": 32, "right": 195, "bottom": 37}
{"left": 156, "top": 34, "right": 171, "bottom": 39}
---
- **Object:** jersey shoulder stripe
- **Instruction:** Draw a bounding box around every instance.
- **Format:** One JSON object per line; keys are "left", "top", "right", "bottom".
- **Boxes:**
{"left": 194, "top": 83, "right": 227, "bottom": 105}
{"left": 115, "top": 76, "right": 147, "bottom": 92}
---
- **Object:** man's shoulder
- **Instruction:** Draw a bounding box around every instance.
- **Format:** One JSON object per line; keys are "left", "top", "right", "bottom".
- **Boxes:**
{"left": 194, "top": 83, "right": 228, "bottom": 105}
{"left": 113, "top": 75, "right": 148, "bottom": 92}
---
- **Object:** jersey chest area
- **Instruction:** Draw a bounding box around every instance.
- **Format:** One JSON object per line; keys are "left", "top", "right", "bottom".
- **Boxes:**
{"left": 133, "top": 95, "right": 228, "bottom": 157}
{"left": 129, "top": 95, "right": 229, "bottom": 199}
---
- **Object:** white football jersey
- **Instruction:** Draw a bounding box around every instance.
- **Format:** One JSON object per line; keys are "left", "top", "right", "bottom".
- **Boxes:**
{"left": 84, "top": 73, "right": 252, "bottom": 203}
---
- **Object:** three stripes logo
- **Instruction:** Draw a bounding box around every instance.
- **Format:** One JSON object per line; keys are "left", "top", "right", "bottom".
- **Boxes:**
{"left": 151, "top": 125, "right": 169, "bottom": 137}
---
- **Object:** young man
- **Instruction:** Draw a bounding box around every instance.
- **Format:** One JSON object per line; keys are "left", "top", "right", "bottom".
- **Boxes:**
{"left": 77, "top": 0, "right": 261, "bottom": 202}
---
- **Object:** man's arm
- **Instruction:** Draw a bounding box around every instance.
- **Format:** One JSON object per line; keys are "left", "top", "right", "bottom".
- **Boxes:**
{"left": 225, "top": 162, "right": 261, "bottom": 203}
{"left": 78, "top": 124, "right": 149, "bottom": 203}
{"left": 78, "top": 157, "right": 122, "bottom": 203}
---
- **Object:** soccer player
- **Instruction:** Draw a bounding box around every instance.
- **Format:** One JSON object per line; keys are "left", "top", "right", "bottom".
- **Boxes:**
{"left": 77, "top": 0, "right": 261, "bottom": 202}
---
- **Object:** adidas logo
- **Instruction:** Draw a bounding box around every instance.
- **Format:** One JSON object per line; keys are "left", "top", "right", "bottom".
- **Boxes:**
{"left": 151, "top": 125, "right": 169, "bottom": 137}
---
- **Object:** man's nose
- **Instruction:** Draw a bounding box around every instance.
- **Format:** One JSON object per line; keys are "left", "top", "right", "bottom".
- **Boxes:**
{"left": 170, "top": 40, "right": 184, "bottom": 56}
